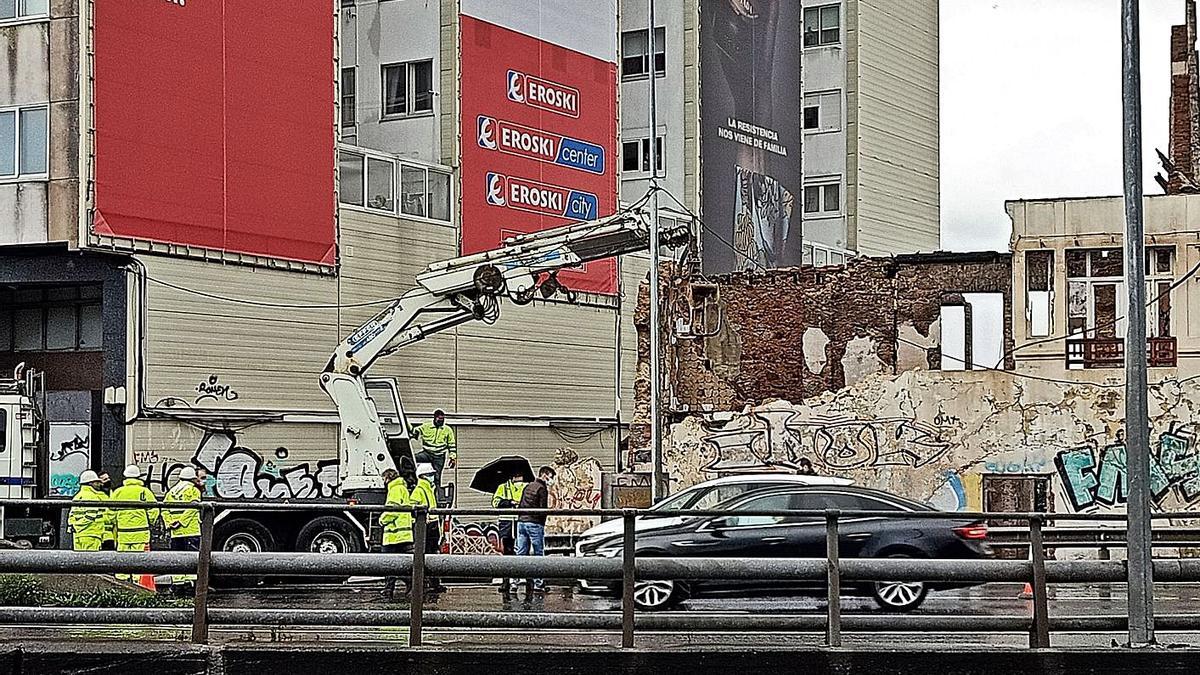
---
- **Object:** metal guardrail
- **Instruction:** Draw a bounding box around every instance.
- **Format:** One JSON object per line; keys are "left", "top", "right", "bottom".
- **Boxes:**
{"left": 2, "top": 499, "right": 1200, "bottom": 649}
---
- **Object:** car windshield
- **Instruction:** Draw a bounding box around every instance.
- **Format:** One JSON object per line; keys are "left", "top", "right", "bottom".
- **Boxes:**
{"left": 653, "top": 482, "right": 768, "bottom": 512}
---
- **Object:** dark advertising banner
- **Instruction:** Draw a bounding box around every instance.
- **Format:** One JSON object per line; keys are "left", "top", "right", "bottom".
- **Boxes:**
{"left": 460, "top": 1, "right": 619, "bottom": 295}
{"left": 92, "top": 2, "right": 336, "bottom": 265}
{"left": 699, "top": 0, "right": 802, "bottom": 274}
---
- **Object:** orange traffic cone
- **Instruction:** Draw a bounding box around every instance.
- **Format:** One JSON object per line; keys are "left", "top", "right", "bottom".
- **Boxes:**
{"left": 136, "top": 573, "right": 157, "bottom": 592}
{"left": 1019, "top": 582, "right": 1033, "bottom": 599}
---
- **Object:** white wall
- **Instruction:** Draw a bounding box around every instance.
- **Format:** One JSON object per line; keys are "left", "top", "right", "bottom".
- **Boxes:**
{"left": 341, "top": 0, "right": 443, "bottom": 163}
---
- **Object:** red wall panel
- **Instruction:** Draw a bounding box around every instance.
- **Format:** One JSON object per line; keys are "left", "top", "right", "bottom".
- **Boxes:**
{"left": 460, "top": 16, "right": 619, "bottom": 295}
{"left": 92, "top": 2, "right": 335, "bottom": 265}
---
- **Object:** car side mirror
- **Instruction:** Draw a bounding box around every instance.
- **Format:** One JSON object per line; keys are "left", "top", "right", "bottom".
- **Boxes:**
{"left": 709, "top": 516, "right": 735, "bottom": 530}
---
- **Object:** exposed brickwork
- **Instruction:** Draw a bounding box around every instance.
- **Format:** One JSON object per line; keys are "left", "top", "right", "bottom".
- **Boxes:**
{"left": 1159, "top": 0, "right": 1200, "bottom": 193}
{"left": 632, "top": 253, "right": 1013, "bottom": 447}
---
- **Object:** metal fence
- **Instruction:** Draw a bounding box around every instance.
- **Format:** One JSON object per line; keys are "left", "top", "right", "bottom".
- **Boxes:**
{"left": 2, "top": 498, "right": 1200, "bottom": 649}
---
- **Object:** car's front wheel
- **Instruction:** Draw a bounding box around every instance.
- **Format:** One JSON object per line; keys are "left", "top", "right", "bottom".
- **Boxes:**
{"left": 633, "top": 579, "right": 686, "bottom": 611}
{"left": 871, "top": 552, "right": 928, "bottom": 611}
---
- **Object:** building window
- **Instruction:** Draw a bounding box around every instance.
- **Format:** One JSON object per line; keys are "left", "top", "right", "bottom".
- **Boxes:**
{"left": 941, "top": 293, "right": 1005, "bottom": 371}
{"left": 803, "top": 90, "right": 841, "bottom": 132}
{"left": 0, "top": 0, "right": 48, "bottom": 22}
{"left": 338, "top": 149, "right": 452, "bottom": 222}
{"left": 0, "top": 286, "right": 103, "bottom": 353}
{"left": 341, "top": 68, "right": 356, "bottom": 128}
{"left": 1025, "top": 250, "right": 1054, "bottom": 337}
{"left": 621, "top": 27, "right": 666, "bottom": 79}
{"left": 382, "top": 60, "right": 434, "bottom": 118}
{"left": 803, "top": 5, "right": 840, "bottom": 47}
{"left": 1064, "top": 246, "right": 1175, "bottom": 368}
{"left": 803, "top": 181, "right": 840, "bottom": 215}
{"left": 622, "top": 137, "right": 663, "bottom": 174}
{"left": 0, "top": 104, "right": 48, "bottom": 178}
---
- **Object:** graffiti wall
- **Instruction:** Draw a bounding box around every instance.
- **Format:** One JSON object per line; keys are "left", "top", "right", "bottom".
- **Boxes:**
{"left": 655, "top": 369, "right": 1200, "bottom": 516}
{"left": 48, "top": 423, "right": 91, "bottom": 497}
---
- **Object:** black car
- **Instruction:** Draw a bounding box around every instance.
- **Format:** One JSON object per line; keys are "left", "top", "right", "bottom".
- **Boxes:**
{"left": 579, "top": 485, "right": 991, "bottom": 611}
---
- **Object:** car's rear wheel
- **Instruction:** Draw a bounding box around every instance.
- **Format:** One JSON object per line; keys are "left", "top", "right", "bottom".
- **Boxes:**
{"left": 633, "top": 579, "right": 686, "bottom": 611}
{"left": 871, "top": 554, "right": 928, "bottom": 612}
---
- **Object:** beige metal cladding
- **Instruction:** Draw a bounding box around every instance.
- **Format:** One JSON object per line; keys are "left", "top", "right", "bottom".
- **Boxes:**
{"left": 850, "top": 0, "right": 940, "bottom": 256}
{"left": 139, "top": 205, "right": 623, "bottom": 420}
{"left": 139, "top": 254, "right": 341, "bottom": 413}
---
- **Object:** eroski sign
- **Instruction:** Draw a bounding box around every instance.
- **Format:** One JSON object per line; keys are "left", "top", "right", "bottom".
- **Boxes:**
{"left": 486, "top": 172, "right": 598, "bottom": 220}
{"left": 477, "top": 116, "right": 605, "bottom": 175}
{"left": 507, "top": 70, "right": 580, "bottom": 118}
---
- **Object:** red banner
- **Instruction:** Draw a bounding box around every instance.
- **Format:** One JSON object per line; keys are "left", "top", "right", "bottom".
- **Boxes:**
{"left": 92, "top": 2, "right": 335, "bottom": 265}
{"left": 460, "top": 16, "right": 619, "bottom": 294}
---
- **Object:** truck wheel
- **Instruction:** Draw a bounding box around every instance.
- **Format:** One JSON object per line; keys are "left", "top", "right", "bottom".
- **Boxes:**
{"left": 297, "top": 516, "right": 364, "bottom": 554}
{"left": 216, "top": 518, "right": 276, "bottom": 553}
{"left": 212, "top": 518, "right": 276, "bottom": 588}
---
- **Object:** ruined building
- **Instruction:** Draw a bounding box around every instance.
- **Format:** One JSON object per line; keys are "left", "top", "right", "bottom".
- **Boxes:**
{"left": 1158, "top": 0, "right": 1200, "bottom": 193}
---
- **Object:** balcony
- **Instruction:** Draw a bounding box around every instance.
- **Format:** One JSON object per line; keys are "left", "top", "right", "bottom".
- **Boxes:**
{"left": 1065, "top": 336, "right": 1177, "bottom": 369}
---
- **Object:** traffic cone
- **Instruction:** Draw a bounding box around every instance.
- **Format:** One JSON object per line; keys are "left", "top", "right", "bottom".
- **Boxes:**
{"left": 1019, "top": 582, "right": 1033, "bottom": 599}
{"left": 136, "top": 573, "right": 157, "bottom": 592}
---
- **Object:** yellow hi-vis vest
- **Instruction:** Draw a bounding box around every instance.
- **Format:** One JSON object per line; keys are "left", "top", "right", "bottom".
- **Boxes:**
{"left": 68, "top": 485, "right": 112, "bottom": 541}
{"left": 379, "top": 477, "right": 414, "bottom": 546}
{"left": 110, "top": 479, "right": 160, "bottom": 545}
{"left": 163, "top": 480, "right": 202, "bottom": 538}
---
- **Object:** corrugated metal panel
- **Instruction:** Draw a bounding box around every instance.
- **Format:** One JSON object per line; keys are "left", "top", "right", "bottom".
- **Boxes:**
{"left": 140, "top": 254, "right": 340, "bottom": 413}
{"left": 852, "top": 0, "right": 939, "bottom": 256}
{"left": 455, "top": 301, "right": 619, "bottom": 418}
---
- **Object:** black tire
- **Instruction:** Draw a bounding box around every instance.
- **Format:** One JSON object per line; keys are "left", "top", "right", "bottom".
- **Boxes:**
{"left": 215, "top": 518, "right": 276, "bottom": 554}
{"left": 870, "top": 553, "right": 928, "bottom": 612}
{"left": 633, "top": 579, "right": 688, "bottom": 611}
{"left": 213, "top": 518, "right": 276, "bottom": 588}
{"left": 297, "top": 516, "right": 364, "bottom": 554}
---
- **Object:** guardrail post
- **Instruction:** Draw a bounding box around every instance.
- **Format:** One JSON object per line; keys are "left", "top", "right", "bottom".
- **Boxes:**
{"left": 825, "top": 509, "right": 841, "bottom": 647}
{"left": 621, "top": 509, "right": 636, "bottom": 649}
{"left": 1029, "top": 515, "right": 1050, "bottom": 649}
{"left": 411, "top": 507, "right": 426, "bottom": 647}
{"left": 191, "top": 504, "right": 214, "bottom": 645}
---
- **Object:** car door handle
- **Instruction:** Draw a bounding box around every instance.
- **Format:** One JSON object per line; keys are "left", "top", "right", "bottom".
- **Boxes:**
{"left": 671, "top": 541, "right": 721, "bottom": 547}
{"left": 845, "top": 533, "right": 871, "bottom": 541}
{"left": 761, "top": 537, "right": 786, "bottom": 544}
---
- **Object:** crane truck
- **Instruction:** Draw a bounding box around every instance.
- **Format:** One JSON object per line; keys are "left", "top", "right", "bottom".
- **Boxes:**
{"left": 0, "top": 209, "right": 686, "bottom": 554}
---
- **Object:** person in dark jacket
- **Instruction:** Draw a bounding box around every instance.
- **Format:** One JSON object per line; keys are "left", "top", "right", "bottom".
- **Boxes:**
{"left": 515, "top": 466, "right": 556, "bottom": 593}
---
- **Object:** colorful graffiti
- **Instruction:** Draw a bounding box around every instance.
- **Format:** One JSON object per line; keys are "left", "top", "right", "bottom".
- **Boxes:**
{"left": 47, "top": 423, "right": 91, "bottom": 497}
{"left": 146, "top": 431, "right": 338, "bottom": 500}
{"left": 1054, "top": 423, "right": 1200, "bottom": 512}
{"left": 447, "top": 520, "right": 503, "bottom": 555}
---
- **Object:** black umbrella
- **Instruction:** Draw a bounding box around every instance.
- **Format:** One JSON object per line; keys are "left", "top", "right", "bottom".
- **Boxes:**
{"left": 470, "top": 456, "right": 535, "bottom": 494}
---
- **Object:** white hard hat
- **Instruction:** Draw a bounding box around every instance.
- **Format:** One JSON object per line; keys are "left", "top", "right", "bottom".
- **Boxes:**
{"left": 416, "top": 463, "right": 436, "bottom": 477}
{"left": 123, "top": 464, "right": 142, "bottom": 479}
{"left": 79, "top": 470, "right": 100, "bottom": 484}
{"left": 178, "top": 467, "right": 197, "bottom": 481}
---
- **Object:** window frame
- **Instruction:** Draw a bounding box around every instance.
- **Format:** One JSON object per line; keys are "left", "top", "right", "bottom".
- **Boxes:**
{"left": 381, "top": 59, "right": 435, "bottom": 120}
{"left": 341, "top": 67, "right": 357, "bottom": 129}
{"left": 802, "top": 90, "right": 842, "bottom": 134}
{"left": 0, "top": 103, "right": 49, "bottom": 181}
{"left": 620, "top": 27, "right": 667, "bottom": 80}
{"left": 802, "top": 180, "right": 841, "bottom": 216}
{"left": 337, "top": 146, "right": 454, "bottom": 225}
{"left": 0, "top": 0, "right": 49, "bottom": 25}
{"left": 621, "top": 135, "right": 664, "bottom": 177}
{"left": 803, "top": 4, "right": 841, "bottom": 48}
{"left": 0, "top": 285, "right": 103, "bottom": 353}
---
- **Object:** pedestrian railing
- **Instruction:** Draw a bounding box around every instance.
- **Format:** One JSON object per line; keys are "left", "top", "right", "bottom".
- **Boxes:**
{"left": 1, "top": 498, "right": 1199, "bottom": 648}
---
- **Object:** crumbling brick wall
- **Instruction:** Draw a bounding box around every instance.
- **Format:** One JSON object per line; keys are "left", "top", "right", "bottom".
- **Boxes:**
{"left": 632, "top": 253, "right": 1012, "bottom": 447}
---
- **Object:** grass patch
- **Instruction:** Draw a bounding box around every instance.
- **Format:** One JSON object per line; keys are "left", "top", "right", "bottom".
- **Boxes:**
{"left": 0, "top": 574, "right": 191, "bottom": 608}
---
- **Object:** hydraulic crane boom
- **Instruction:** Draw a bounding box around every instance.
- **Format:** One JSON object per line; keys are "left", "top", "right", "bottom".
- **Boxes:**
{"left": 320, "top": 208, "right": 688, "bottom": 492}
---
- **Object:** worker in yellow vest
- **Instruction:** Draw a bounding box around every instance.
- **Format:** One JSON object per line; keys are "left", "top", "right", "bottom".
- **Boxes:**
{"left": 68, "top": 471, "right": 112, "bottom": 552}
{"left": 378, "top": 466, "right": 415, "bottom": 600}
{"left": 492, "top": 471, "right": 527, "bottom": 595}
{"left": 97, "top": 472, "right": 116, "bottom": 550}
{"left": 163, "top": 467, "right": 204, "bottom": 590}
{"left": 413, "top": 463, "right": 445, "bottom": 593}
{"left": 411, "top": 409, "right": 456, "bottom": 491}
{"left": 110, "top": 464, "right": 160, "bottom": 582}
